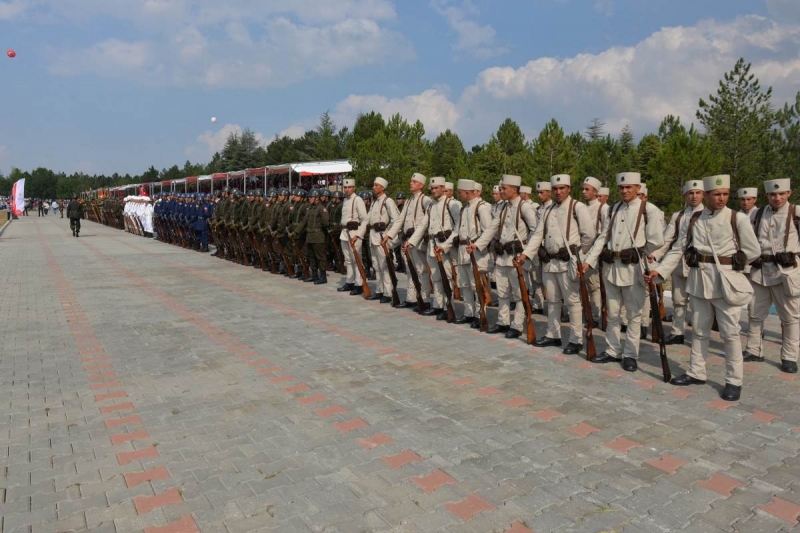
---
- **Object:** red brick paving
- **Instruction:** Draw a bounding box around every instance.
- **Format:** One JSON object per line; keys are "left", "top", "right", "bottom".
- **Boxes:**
{"left": 334, "top": 417, "right": 370, "bottom": 434}
{"left": 134, "top": 487, "right": 184, "bottom": 515}
{"left": 117, "top": 446, "right": 160, "bottom": 466}
{"left": 505, "top": 521, "right": 535, "bottom": 533}
{"left": 602, "top": 437, "right": 641, "bottom": 454}
{"left": 314, "top": 405, "right": 347, "bottom": 418}
{"left": 759, "top": 496, "right": 800, "bottom": 523}
{"left": 445, "top": 493, "right": 496, "bottom": 521}
{"left": 411, "top": 469, "right": 457, "bottom": 493}
{"left": 297, "top": 393, "right": 330, "bottom": 405}
{"left": 383, "top": 450, "right": 423, "bottom": 469}
{"left": 696, "top": 473, "right": 746, "bottom": 496}
{"left": 645, "top": 454, "right": 688, "bottom": 474}
{"left": 124, "top": 465, "right": 171, "bottom": 488}
{"left": 356, "top": 433, "right": 394, "bottom": 450}
{"left": 105, "top": 414, "right": 143, "bottom": 429}
{"left": 503, "top": 396, "right": 533, "bottom": 408}
{"left": 566, "top": 422, "right": 600, "bottom": 437}
{"left": 144, "top": 515, "right": 200, "bottom": 533}
{"left": 750, "top": 410, "right": 779, "bottom": 423}
{"left": 531, "top": 409, "right": 563, "bottom": 421}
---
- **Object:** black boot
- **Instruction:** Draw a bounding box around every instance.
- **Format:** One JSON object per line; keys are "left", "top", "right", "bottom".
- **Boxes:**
{"left": 304, "top": 271, "right": 317, "bottom": 283}
{"left": 314, "top": 270, "right": 328, "bottom": 285}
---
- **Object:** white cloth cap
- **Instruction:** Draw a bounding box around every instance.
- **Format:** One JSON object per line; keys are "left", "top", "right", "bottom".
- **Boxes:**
{"left": 737, "top": 187, "right": 758, "bottom": 199}
{"left": 502, "top": 174, "right": 522, "bottom": 187}
{"left": 685, "top": 180, "right": 703, "bottom": 193}
{"left": 411, "top": 172, "right": 427, "bottom": 185}
{"left": 616, "top": 172, "right": 641, "bottom": 185}
{"left": 474, "top": 183, "right": 483, "bottom": 193}
{"left": 639, "top": 184, "right": 648, "bottom": 196}
{"left": 492, "top": 185, "right": 500, "bottom": 192}
{"left": 583, "top": 177, "right": 602, "bottom": 191}
{"left": 373, "top": 177, "right": 388, "bottom": 189}
{"left": 551, "top": 174, "right": 570, "bottom": 186}
{"left": 430, "top": 176, "right": 446, "bottom": 187}
{"left": 445, "top": 181, "right": 454, "bottom": 190}
{"left": 457, "top": 179, "right": 475, "bottom": 191}
{"left": 598, "top": 187, "right": 610, "bottom": 196}
{"left": 343, "top": 178, "right": 356, "bottom": 187}
{"left": 519, "top": 185, "right": 532, "bottom": 194}
{"left": 764, "top": 179, "right": 791, "bottom": 193}
{"left": 703, "top": 174, "right": 730, "bottom": 191}
{"left": 536, "top": 182, "right": 551, "bottom": 192}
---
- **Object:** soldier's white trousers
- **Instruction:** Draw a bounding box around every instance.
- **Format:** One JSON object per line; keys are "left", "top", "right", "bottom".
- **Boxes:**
{"left": 688, "top": 296, "right": 744, "bottom": 386}
{"left": 670, "top": 274, "right": 689, "bottom": 337}
{"left": 341, "top": 238, "right": 362, "bottom": 285}
{"left": 426, "top": 251, "right": 453, "bottom": 310}
{"left": 746, "top": 282, "right": 800, "bottom": 363}
{"left": 370, "top": 243, "right": 391, "bottom": 296}
{"left": 404, "top": 246, "right": 430, "bottom": 304}
{"left": 586, "top": 266, "right": 602, "bottom": 319}
{"left": 457, "top": 263, "right": 478, "bottom": 317}
{"left": 496, "top": 265, "right": 524, "bottom": 331}
{"left": 544, "top": 272, "right": 583, "bottom": 344}
{"left": 605, "top": 282, "right": 646, "bottom": 359}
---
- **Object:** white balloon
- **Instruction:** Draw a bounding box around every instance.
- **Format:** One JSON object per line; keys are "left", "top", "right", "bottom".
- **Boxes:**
{"left": 211, "top": 117, "right": 217, "bottom": 123}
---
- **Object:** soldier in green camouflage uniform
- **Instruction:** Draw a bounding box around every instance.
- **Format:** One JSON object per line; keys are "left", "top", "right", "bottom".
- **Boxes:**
{"left": 271, "top": 188, "right": 292, "bottom": 275}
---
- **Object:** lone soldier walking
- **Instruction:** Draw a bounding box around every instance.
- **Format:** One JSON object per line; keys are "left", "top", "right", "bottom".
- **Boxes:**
{"left": 67, "top": 195, "right": 84, "bottom": 237}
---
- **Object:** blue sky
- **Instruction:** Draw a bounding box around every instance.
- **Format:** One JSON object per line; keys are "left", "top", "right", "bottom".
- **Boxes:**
{"left": 1, "top": 0, "right": 799, "bottom": 176}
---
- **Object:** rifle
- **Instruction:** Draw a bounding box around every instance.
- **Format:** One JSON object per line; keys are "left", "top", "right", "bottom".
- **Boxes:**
{"left": 514, "top": 260, "right": 537, "bottom": 344}
{"left": 251, "top": 229, "right": 268, "bottom": 270}
{"left": 290, "top": 235, "right": 310, "bottom": 279}
{"left": 237, "top": 227, "right": 251, "bottom": 266}
{"left": 470, "top": 252, "right": 489, "bottom": 332}
{"left": 451, "top": 262, "right": 461, "bottom": 301}
{"left": 261, "top": 229, "right": 279, "bottom": 273}
{"left": 599, "top": 263, "right": 608, "bottom": 330}
{"left": 330, "top": 228, "right": 347, "bottom": 274}
{"left": 657, "top": 284, "right": 666, "bottom": 321}
{"left": 380, "top": 241, "right": 400, "bottom": 307}
{"left": 433, "top": 248, "right": 455, "bottom": 323}
{"left": 273, "top": 233, "right": 295, "bottom": 277}
{"left": 576, "top": 253, "right": 597, "bottom": 360}
{"left": 347, "top": 231, "right": 371, "bottom": 298}
{"left": 404, "top": 247, "right": 426, "bottom": 313}
{"left": 481, "top": 272, "right": 493, "bottom": 308}
{"left": 641, "top": 256, "right": 671, "bottom": 382}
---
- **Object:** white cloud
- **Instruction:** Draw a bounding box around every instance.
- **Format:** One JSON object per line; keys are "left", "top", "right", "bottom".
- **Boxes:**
{"left": 0, "top": 1, "right": 26, "bottom": 19}
{"left": 185, "top": 123, "right": 268, "bottom": 161}
{"left": 431, "top": 0, "right": 507, "bottom": 59}
{"left": 766, "top": 0, "right": 800, "bottom": 23}
{"left": 333, "top": 89, "right": 460, "bottom": 135}
{"left": 594, "top": 0, "right": 613, "bottom": 16}
{"left": 278, "top": 125, "right": 308, "bottom": 139}
{"left": 39, "top": 0, "right": 411, "bottom": 87}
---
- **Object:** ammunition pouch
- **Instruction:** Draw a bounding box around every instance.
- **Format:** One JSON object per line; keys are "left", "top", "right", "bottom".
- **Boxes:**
{"left": 502, "top": 240, "right": 523, "bottom": 256}
{"left": 372, "top": 222, "right": 387, "bottom": 232}
{"left": 492, "top": 240, "right": 504, "bottom": 255}
{"left": 458, "top": 238, "right": 472, "bottom": 246}
{"left": 619, "top": 248, "right": 640, "bottom": 265}
{"left": 434, "top": 230, "right": 452, "bottom": 243}
{"left": 403, "top": 228, "right": 415, "bottom": 241}
{"left": 775, "top": 252, "right": 797, "bottom": 268}
{"left": 537, "top": 246, "right": 550, "bottom": 263}
{"left": 345, "top": 221, "right": 359, "bottom": 231}
{"left": 600, "top": 247, "right": 614, "bottom": 264}
{"left": 732, "top": 250, "right": 748, "bottom": 271}
{"left": 684, "top": 246, "right": 700, "bottom": 267}
{"left": 750, "top": 257, "right": 764, "bottom": 269}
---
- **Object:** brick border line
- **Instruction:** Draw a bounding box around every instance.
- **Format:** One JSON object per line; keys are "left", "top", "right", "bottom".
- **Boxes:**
{"left": 34, "top": 221, "right": 199, "bottom": 533}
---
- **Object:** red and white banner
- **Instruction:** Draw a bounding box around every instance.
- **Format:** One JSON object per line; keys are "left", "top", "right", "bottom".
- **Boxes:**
{"left": 10, "top": 178, "right": 25, "bottom": 216}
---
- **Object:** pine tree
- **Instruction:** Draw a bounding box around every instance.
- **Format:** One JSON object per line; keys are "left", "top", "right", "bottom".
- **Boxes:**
{"left": 585, "top": 118, "right": 606, "bottom": 141}
{"left": 431, "top": 130, "right": 468, "bottom": 179}
{"left": 530, "top": 119, "right": 576, "bottom": 186}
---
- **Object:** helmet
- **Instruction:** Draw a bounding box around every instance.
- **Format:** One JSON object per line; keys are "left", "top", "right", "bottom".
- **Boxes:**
{"left": 223, "top": 187, "right": 231, "bottom": 194}
{"left": 267, "top": 188, "right": 276, "bottom": 196}
{"left": 320, "top": 189, "right": 331, "bottom": 198}
{"left": 332, "top": 190, "right": 344, "bottom": 199}
{"left": 254, "top": 189, "right": 263, "bottom": 196}
{"left": 246, "top": 190, "right": 254, "bottom": 197}
{"left": 296, "top": 189, "right": 307, "bottom": 198}
{"left": 214, "top": 190, "right": 221, "bottom": 197}
{"left": 279, "top": 188, "right": 289, "bottom": 196}
{"left": 310, "top": 189, "right": 321, "bottom": 198}
{"left": 268, "top": 189, "right": 278, "bottom": 198}
{"left": 396, "top": 191, "right": 406, "bottom": 200}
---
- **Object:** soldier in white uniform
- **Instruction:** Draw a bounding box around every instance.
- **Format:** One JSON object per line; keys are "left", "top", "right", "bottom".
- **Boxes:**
{"left": 650, "top": 180, "right": 705, "bottom": 345}
{"left": 387, "top": 173, "right": 432, "bottom": 310}
{"left": 337, "top": 178, "right": 368, "bottom": 295}
{"left": 408, "top": 177, "right": 459, "bottom": 320}
{"left": 491, "top": 186, "right": 504, "bottom": 218}
{"left": 454, "top": 179, "right": 493, "bottom": 328}
{"left": 518, "top": 174, "right": 596, "bottom": 353}
{"left": 530, "top": 182, "right": 553, "bottom": 312}
{"left": 743, "top": 179, "right": 800, "bottom": 373}
{"left": 582, "top": 177, "right": 609, "bottom": 322}
{"left": 648, "top": 174, "right": 760, "bottom": 401}
{"left": 599, "top": 187, "right": 610, "bottom": 205}
{"left": 635, "top": 182, "right": 665, "bottom": 338}
{"left": 468, "top": 175, "right": 539, "bottom": 337}
{"left": 738, "top": 187, "right": 758, "bottom": 220}
{"left": 365, "top": 177, "right": 400, "bottom": 304}
{"left": 581, "top": 172, "right": 665, "bottom": 372}
{"left": 519, "top": 185, "right": 540, "bottom": 309}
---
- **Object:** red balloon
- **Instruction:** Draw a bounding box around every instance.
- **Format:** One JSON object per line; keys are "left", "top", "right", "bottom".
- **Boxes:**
{"left": 6, "top": 50, "right": 16, "bottom": 58}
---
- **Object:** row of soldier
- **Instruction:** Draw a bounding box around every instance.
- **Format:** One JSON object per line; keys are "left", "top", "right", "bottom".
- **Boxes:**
{"left": 94, "top": 172, "right": 798, "bottom": 403}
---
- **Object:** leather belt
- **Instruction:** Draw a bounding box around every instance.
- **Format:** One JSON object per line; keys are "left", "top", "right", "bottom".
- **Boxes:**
{"left": 697, "top": 254, "right": 733, "bottom": 265}
{"left": 458, "top": 238, "right": 472, "bottom": 246}
{"left": 760, "top": 254, "right": 776, "bottom": 263}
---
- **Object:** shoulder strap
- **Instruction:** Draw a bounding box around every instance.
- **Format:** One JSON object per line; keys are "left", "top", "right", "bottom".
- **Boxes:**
{"left": 595, "top": 202, "right": 603, "bottom": 232}
{"left": 785, "top": 204, "right": 794, "bottom": 249}
{"left": 565, "top": 199, "right": 575, "bottom": 240}
{"left": 731, "top": 209, "right": 741, "bottom": 250}
{"left": 669, "top": 210, "right": 685, "bottom": 249}
{"left": 632, "top": 199, "right": 647, "bottom": 240}
{"left": 684, "top": 211, "right": 703, "bottom": 251}
{"left": 753, "top": 205, "right": 766, "bottom": 236}
{"left": 605, "top": 202, "right": 623, "bottom": 243}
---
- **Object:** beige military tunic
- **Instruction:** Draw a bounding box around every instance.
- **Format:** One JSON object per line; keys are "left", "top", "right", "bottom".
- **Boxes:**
{"left": 657, "top": 207, "right": 760, "bottom": 386}
{"left": 339, "top": 192, "right": 368, "bottom": 285}
{"left": 585, "top": 199, "right": 609, "bottom": 319}
{"left": 387, "top": 191, "right": 431, "bottom": 304}
{"left": 652, "top": 204, "right": 705, "bottom": 338}
{"left": 409, "top": 196, "right": 459, "bottom": 311}
{"left": 367, "top": 193, "right": 400, "bottom": 297}
{"left": 523, "top": 198, "right": 595, "bottom": 344}
{"left": 745, "top": 203, "right": 800, "bottom": 363}
{"left": 585, "top": 198, "right": 665, "bottom": 359}
{"left": 474, "top": 196, "right": 538, "bottom": 331}
{"left": 455, "top": 198, "right": 492, "bottom": 318}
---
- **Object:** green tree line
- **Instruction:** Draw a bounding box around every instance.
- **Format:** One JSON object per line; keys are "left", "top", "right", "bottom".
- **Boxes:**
{"left": 2, "top": 58, "right": 798, "bottom": 213}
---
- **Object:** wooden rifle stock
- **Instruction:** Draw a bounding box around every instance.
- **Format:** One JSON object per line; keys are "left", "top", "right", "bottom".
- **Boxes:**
{"left": 252, "top": 229, "right": 268, "bottom": 270}
{"left": 236, "top": 227, "right": 251, "bottom": 266}
{"left": 348, "top": 233, "right": 371, "bottom": 298}
{"left": 381, "top": 242, "right": 401, "bottom": 307}
{"left": 481, "top": 272, "right": 492, "bottom": 308}
{"left": 262, "top": 231, "right": 279, "bottom": 273}
{"left": 273, "top": 234, "right": 294, "bottom": 277}
{"left": 330, "top": 229, "right": 347, "bottom": 274}
{"left": 657, "top": 284, "right": 666, "bottom": 321}
{"left": 433, "top": 249, "right": 455, "bottom": 323}
{"left": 514, "top": 261, "right": 536, "bottom": 344}
{"left": 290, "top": 235, "right": 310, "bottom": 279}
{"left": 576, "top": 258, "right": 597, "bottom": 360}
{"left": 404, "top": 248, "right": 426, "bottom": 313}
{"left": 470, "top": 252, "right": 489, "bottom": 332}
{"left": 451, "top": 263, "right": 461, "bottom": 301}
{"left": 647, "top": 279, "right": 671, "bottom": 382}
{"left": 599, "top": 263, "right": 608, "bottom": 330}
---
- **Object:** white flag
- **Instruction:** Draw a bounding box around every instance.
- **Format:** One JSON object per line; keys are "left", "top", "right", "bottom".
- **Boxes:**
{"left": 11, "top": 178, "right": 25, "bottom": 216}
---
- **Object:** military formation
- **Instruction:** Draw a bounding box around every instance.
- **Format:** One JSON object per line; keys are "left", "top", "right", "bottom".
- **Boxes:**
{"left": 85, "top": 173, "right": 800, "bottom": 403}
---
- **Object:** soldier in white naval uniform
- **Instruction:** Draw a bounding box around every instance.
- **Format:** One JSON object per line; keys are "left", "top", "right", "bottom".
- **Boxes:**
{"left": 386, "top": 173, "right": 432, "bottom": 310}
{"left": 530, "top": 181, "right": 553, "bottom": 312}
{"left": 582, "top": 177, "right": 609, "bottom": 323}
{"left": 337, "top": 178, "right": 368, "bottom": 295}
{"left": 454, "top": 179, "right": 493, "bottom": 328}
{"left": 408, "top": 177, "right": 459, "bottom": 320}
{"left": 738, "top": 187, "right": 758, "bottom": 221}
{"left": 518, "top": 174, "right": 596, "bottom": 354}
{"left": 468, "top": 174, "right": 539, "bottom": 337}
{"left": 365, "top": 177, "right": 400, "bottom": 304}
{"left": 581, "top": 172, "right": 665, "bottom": 372}
{"left": 743, "top": 178, "right": 800, "bottom": 374}
{"left": 648, "top": 174, "right": 760, "bottom": 401}
{"left": 650, "top": 180, "right": 705, "bottom": 345}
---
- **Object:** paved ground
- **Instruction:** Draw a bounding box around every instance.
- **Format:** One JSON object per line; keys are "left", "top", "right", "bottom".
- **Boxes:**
{"left": 1, "top": 216, "right": 800, "bottom": 533}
